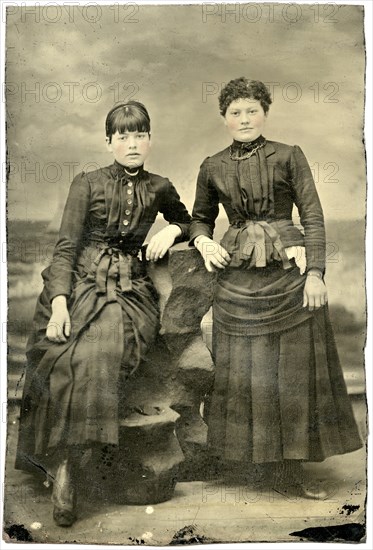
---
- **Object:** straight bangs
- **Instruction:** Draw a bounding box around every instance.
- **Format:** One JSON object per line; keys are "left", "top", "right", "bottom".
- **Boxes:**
{"left": 106, "top": 102, "right": 151, "bottom": 138}
{"left": 112, "top": 110, "right": 150, "bottom": 134}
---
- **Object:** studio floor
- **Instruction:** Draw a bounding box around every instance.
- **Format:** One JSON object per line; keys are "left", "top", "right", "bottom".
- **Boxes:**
{"left": 3, "top": 397, "right": 367, "bottom": 546}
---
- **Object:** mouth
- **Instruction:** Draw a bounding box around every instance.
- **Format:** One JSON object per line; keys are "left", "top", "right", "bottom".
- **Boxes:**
{"left": 240, "top": 128, "right": 253, "bottom": 131}
{"left": 127, "top": 153, "right": 140, "bottom": 157}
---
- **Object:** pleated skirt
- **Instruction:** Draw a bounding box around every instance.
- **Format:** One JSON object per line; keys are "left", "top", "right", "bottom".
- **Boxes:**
{"left": 207, "top": 262, "right": 363, "bottom": 464}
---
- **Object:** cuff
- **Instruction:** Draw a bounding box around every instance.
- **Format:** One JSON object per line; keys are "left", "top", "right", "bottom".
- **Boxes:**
{"left": 48, "top": 288, "right": 71, "bottom": 303}
{"left": 170, "top": 222, "right": 189, "bottom": 242}
{"left": 306, "top": 264, "right": 325, "bottom": 276}
{"left": 189, "top": 228, "right": 213, "bottom": 247}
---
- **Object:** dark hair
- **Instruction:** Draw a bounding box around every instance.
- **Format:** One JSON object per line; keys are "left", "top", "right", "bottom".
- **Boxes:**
{"left": 105, "top": 101, "right": 151, "bottom": 142}
{"left": 219, "top": 78, "right": 272, "bottom": 116}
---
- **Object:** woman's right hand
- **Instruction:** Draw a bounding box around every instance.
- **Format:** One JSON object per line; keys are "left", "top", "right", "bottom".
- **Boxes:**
{"left": 194, "top": 235, "right": 231, "bottom": 272}
{"left": 47, "top": 296, "right": 71, "bottom": 343}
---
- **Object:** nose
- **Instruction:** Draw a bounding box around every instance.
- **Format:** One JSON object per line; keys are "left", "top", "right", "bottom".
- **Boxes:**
{"left": 240, "top": 112, "right": 250, "bottom": 124}
{"left": 128, "top": 136, "right": 137, "bottom": 148}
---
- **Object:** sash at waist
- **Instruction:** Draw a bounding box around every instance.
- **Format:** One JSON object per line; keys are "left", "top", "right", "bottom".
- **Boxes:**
{"left": 221, "top": 218, "right": 300, "bottom": 269}
{"left": 93, "top": 246, "right": 133, "bottom": 294}
{"left": 83, "top": 245, "right": 145, "bottom": 301}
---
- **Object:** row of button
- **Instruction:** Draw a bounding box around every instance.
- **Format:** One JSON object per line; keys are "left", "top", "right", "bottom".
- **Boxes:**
{"left": 121, "top": 181, "right": 134, "bottom": 236}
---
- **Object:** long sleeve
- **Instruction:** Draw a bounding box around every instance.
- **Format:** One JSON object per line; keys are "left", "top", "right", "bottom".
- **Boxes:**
{"left": 158, "top": 179, "right": 191, "bottom": 241}
{"left": 289, "top": 145, "right": 326, "bottom": 272}
{"left": 47, "top": 172, "right": 91, "bottom": 301}
{"left": 190, "top": 159, "right": 220, "bottom": 243}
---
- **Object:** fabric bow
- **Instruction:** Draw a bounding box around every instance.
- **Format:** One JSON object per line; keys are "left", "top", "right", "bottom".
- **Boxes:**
{"left": 93, "top": 246, "right": 133, "bottom": 300}
{"left": 237, "top": 220, "right": 292, "bottom": 269}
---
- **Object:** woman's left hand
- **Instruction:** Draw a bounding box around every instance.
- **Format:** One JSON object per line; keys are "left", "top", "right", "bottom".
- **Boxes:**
{"left": 146, "top": 225, "right": 182, "bottom": 262}
{"left": 303, "top": 271, "right": 328, "bottom": 311}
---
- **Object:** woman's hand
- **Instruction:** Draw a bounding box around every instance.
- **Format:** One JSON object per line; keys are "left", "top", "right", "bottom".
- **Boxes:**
{"left": 285, "top": 246, "right": 306, "bottom": 275}
{"left": 146, "top": 225, "right": 182, "bottom": 262}
{"left": 47, "top": 295, "right": 71, "bottom": 343}
{"left": 303, "top": 270, "right": 328, "bottom": 311}
{"left": 195, "top": 235, "right": 231, "bottom": 272}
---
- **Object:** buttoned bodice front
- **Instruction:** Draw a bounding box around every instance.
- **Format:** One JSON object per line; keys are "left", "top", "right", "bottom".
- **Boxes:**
{"left": 47, "top": 162, "right": 191, "bottom": 300}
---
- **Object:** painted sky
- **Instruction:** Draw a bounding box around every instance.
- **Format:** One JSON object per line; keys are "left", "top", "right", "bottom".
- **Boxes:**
{"left": 5, "top": 3, "right": 366, "bottom": 221}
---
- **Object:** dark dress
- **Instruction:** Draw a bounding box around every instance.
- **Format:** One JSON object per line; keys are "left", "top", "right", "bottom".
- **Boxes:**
{"left": 190, "top": 137, "right": 362, "bottom": 464}
{"left": 16, "top": 161, "right": 191, "bottom": 471}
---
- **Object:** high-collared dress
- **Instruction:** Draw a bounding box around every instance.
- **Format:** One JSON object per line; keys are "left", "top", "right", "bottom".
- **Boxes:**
{"left": 190, "top": 136, "right": 362, "bottom": 464}
{"left": 16, "top": 161, "right": 191, "bottom": 471}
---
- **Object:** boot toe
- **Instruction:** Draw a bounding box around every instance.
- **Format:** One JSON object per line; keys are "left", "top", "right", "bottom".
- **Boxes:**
{"left": 53, "top": 506, "right": 76, "bottom": 527}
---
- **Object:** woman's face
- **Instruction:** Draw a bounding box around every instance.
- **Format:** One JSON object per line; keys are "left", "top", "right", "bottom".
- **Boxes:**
{"left": 224, "top": 98, "right": 267, "bottom": 142}
{"left": 107, "top": 130, "right": 151, "bottom": 168}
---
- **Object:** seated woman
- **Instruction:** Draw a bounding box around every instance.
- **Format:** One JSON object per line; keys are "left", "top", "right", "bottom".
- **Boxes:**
{"left": 15, "top": 101, "right": 191, "bottom": 526}
{"left": 190, "top": 78, "right": 363, "bottom": 497}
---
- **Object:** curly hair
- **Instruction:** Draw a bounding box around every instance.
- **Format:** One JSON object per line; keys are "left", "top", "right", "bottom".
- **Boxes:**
{"left": 219, "top": 78, "right": 272, "bottom": 116}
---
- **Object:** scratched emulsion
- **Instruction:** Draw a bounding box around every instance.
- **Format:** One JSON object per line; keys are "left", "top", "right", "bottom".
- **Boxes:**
{"left": 4, "top": 524, "right": 33, "bottom": 543}
{"left": 290, "top": 523, "right": 365, "bottom": 543}
{"left": 170, "top": 525, "right": 217, "bottom": 545}
{"left": 340, "top": 504, "right": 361, "bottom": 516}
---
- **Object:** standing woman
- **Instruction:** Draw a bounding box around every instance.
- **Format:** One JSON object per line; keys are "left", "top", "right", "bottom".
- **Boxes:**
{"left": 16, "top": 101, "right": 191, "bottom": 526}
{"left": 190, "top": 78, "right": 362, "bottom": 496}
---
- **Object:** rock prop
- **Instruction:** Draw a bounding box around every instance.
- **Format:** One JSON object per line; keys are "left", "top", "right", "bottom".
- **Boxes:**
{"left": 110, "top": 243, "right": 216, "bottom": 499}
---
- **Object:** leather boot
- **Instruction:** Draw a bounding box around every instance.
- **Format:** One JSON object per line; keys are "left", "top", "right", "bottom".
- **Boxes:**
{"left": 51, "top": 457, "right": 77, "bottom": 527}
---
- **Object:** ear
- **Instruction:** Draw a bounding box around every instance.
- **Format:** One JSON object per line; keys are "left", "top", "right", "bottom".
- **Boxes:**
{"left": 106, "top": 137, "right": 112, "bottom": 153}
{"left": 221, "top": 115, "right": 228, "bottom": 127}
